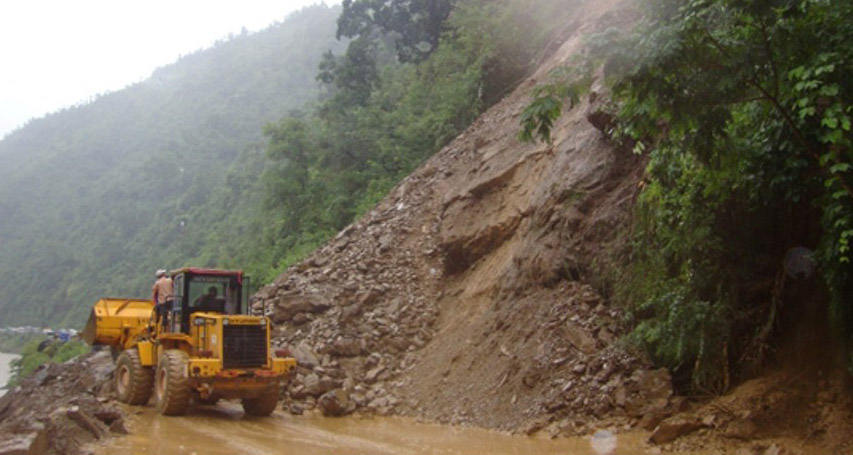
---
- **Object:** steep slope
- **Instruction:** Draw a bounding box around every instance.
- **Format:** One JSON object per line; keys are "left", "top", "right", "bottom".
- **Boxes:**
{"left": 253, "top": 1, "right": 853, "bottom": 451}
{"left": 0, "top": 5, "right": 344, "bottom": 326}
{"left": 256, "top": 0, "right": 670, "bottom": 435}
{"left": 0, "top": 1, "right": 849, "bottom": 453}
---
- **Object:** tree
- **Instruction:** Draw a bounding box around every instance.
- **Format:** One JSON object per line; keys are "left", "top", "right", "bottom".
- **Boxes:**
{"left": 612, "top": 0, "right": 853, "bottom": 383}
{"left": 520, "top": 0, "right": 853, "bottom": 386}
{"left": 337, "top": 0, "right": 456, "bottom": 63}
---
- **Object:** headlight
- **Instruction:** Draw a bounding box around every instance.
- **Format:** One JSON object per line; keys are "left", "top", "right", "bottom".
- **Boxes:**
{"left": 222, "top": 318, "right": 230, "bottom": 326}
{"left": 193, "top": 317, "right": 205, "bottom": 326}
{"left": 259, "top": 317, "right": 267, "bottom": 325}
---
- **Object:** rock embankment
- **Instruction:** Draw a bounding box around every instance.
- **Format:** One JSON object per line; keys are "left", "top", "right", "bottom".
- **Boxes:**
{"left": 252, "top": 0, "right": 685, "bottom": 436}
{"left": 0, "top": 351, "right": 124, "bottom": 455}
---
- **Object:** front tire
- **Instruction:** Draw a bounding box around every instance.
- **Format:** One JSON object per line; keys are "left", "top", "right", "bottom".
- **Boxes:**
{"left": 242, "top": 386, "right": 279, "bottom": 417}
{"left": 154, "top": 350, "right": 191, "bottom": 416}
{"left": 115, "top": 350, "right": 154, "bottom": 405}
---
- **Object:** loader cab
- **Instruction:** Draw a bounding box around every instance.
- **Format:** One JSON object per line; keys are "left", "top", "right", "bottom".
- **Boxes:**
{"left": 168, "top": 268, "right": 250, "bottom": 334}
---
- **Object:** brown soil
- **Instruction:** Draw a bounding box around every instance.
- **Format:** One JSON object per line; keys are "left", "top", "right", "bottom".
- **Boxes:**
{"left": 255, "top": 0, "right": 853, "bottom": 453}
{"left": 261, "top": 0, "right": 654, "bottom": 434}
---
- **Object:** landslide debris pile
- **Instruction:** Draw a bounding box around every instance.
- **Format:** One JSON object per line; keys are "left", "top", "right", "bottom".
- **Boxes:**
{"left": 0, "top": 351, "right": 124, "bottom": 455}
{"left": 254, "top": 0, "right": 685, "bottom": 436}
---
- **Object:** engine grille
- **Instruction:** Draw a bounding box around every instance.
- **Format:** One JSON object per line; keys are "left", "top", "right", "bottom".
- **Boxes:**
{"left": 222, "top": 324, "right": 267, "bottom": 369}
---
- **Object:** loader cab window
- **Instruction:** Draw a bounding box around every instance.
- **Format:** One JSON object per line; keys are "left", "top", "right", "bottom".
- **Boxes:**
{"left": 187, "top": 275, "right": 242, "bottom": 315}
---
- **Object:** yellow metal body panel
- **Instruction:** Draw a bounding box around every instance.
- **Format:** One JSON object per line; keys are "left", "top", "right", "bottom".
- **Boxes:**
{"left": 81, "top": 298, "right": 153, "bottom": 351}
{"left": 198, "top": 377, "right": 276, "bottom": 400}
{"left": 188, "top": 313, "right": 277, "bottom": 368}
{"left": 272, "top": 357, "right": 297, "bottom": 375}
{"left": 156, "top": 334, "right": 194, "bottom": 359}
{"left": 83, "top": 287, "right": 298, "bottom": 402}
{"left": 188, "top": 312, "right": 223, "bottom": 359}
{"left": 188, "top": 358, "right": 222, "bottom": 377}
{"left": 137, "top": 341, "right": 155, "bottom": 366}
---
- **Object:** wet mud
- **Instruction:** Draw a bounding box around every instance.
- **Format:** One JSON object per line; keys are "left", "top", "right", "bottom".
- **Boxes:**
{"left": 93, "top": 402, "right": 669, "bottom": 455}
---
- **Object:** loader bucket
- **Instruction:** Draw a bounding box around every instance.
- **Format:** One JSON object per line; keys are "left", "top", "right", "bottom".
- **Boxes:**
{"left": 81, "top": 309, "right": 98, "bottom": 345}
{"left": 82, "top": 298, "right": 154, "bottom": 350}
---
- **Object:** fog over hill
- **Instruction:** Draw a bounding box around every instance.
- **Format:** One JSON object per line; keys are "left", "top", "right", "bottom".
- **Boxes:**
{"left": 0, "top": 4, "right": 344, "bottom": 326}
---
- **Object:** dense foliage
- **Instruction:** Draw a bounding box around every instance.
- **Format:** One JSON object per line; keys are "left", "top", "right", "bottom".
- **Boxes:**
{"left": 523, "top": 0, "right": 853, "bottom": 387}
{"left": 337, "top": 0, "right": 456, "bottom": 63}
{"left": 0, "top": 5, "right": 345, "bottom": 327}
{"left": 0, "top": 333, "right": 42, "bottom": 354}
{"left": 0, "top": 1, "right": 581, "bottom": 329}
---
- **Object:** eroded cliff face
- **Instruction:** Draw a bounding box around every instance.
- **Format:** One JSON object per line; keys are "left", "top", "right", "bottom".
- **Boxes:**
{"left": 256, "top": 0, "right": 674, "bottom": 436}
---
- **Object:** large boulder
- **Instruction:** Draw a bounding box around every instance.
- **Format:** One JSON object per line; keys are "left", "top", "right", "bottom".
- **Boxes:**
{"left": 649, "top": 416, "right": 702, "bottom": 444}
{"left": 291, "top": 342, "right": 320, "bottom": 369}
{"left": 624, "top": 368, "right": 673, "bottom": 417}
{"left": 329, "top": 337, "right": 365, "bottom": 357}
{"left": 0, "top": 430, "right": 47, "bottom": 455}
{"left": 318, "top": 389, "right": 356, "bottom": 417}
{"left": 273, "top": 293, "right": 331, "bottom": 323}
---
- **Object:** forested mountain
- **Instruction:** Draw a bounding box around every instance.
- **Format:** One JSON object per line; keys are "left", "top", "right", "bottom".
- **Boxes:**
{"left": 0, "top": 4, "right": 345, "bottom": 326}
{"left": 0, "top": 0, "right": 575, "bottom": 329}
{"left": 4, "top": 0, "right": 849, "bottom": 389}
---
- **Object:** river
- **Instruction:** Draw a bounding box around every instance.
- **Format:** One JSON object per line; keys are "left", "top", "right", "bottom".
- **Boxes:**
{"left": 0, "top": 352, "right": 20, "bottom": 397}
{"left": 93, "top": 402, "right": 670, "bottom": 455}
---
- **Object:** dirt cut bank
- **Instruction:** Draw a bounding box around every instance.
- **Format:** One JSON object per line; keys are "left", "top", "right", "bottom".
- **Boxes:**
{"left": 258, "top": 0, "right": 672, "bottom": 437}
{"left": 255, "top": 0, "right": 853, "bottom": 452}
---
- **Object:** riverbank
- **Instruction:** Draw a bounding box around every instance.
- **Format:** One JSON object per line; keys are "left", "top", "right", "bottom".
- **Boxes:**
{"left": 0, "top": 352, "right": 21, "bottom": 397}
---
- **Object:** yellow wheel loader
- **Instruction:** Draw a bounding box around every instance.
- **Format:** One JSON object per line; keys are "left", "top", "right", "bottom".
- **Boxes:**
{"left": 82, "top": 268, "right": 296, "bottom": 416}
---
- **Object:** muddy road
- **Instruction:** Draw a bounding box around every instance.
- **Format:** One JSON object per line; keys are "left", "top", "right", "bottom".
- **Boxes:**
{"left": 93, "top": 403, "right": 664, "bottom": 455}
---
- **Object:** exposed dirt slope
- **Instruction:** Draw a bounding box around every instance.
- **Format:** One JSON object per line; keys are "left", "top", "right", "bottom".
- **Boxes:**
{"left": 256, "top": 0, "right": 853, "bottom": 452}
{"left": 257, "top": 0, "right": 666, "bottom": 436}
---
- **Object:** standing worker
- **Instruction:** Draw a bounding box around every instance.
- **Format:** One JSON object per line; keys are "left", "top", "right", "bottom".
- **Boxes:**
{"left": 152, "top": 269, "right": 173, "bottom": 329}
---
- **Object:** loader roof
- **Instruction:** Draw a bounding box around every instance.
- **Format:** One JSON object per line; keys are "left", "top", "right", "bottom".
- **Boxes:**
{"left": 169, "top": 267, "right": 243, "bottom": 276}
{"left": 169, "top": 267, "right": 244, "bottom": 284}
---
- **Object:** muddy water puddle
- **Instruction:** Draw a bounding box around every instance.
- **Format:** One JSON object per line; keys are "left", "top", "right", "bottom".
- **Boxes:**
{"left": 93, "top": 402, "right": 681, "bottom": 455}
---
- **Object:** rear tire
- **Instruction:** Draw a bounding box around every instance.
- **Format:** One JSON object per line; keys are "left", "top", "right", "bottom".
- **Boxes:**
{"left": 241, "top": 386, "right": 279, "bottom": 417}
{"left": 115, "top": 350, "right": 154, "bottom": 405}
{"left": 154, "top": 350, "right": 191, "bottom": 416}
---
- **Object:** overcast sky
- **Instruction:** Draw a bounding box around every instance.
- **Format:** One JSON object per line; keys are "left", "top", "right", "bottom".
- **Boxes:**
{"left": 0, "top": 0, "right": 337, "bottom": 138}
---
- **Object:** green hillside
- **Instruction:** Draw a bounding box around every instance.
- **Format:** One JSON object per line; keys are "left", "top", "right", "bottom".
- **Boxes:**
{"left": 0, "top": 4, "right": 344, "bottom": 327}
{"left": 0, "top": 0, "right": 577, "bottom": 329}
{"left": 1, "top": 0, "right": 849, "bottom": 396}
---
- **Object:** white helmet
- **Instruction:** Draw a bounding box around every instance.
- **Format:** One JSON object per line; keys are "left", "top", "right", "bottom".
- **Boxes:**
{"left": 156, "top": 269, "right": 167, "bottom": 278}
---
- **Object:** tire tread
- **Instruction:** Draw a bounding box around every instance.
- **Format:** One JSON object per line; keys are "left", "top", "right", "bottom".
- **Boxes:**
{"left": 155, "top": 350, "right": 191, "bottom": 416}
{"left": 115, "top": 350, "right": 154, "bottom": 405}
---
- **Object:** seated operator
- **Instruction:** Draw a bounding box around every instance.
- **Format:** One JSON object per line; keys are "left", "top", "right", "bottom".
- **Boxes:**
{"left": 194, "top": 286, "right": 220, "bottom": 310}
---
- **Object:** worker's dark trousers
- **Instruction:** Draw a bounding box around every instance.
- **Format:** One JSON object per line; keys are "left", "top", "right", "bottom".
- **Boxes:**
{"left": 157, "top": 300, "right": 172, "bottom": 330}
